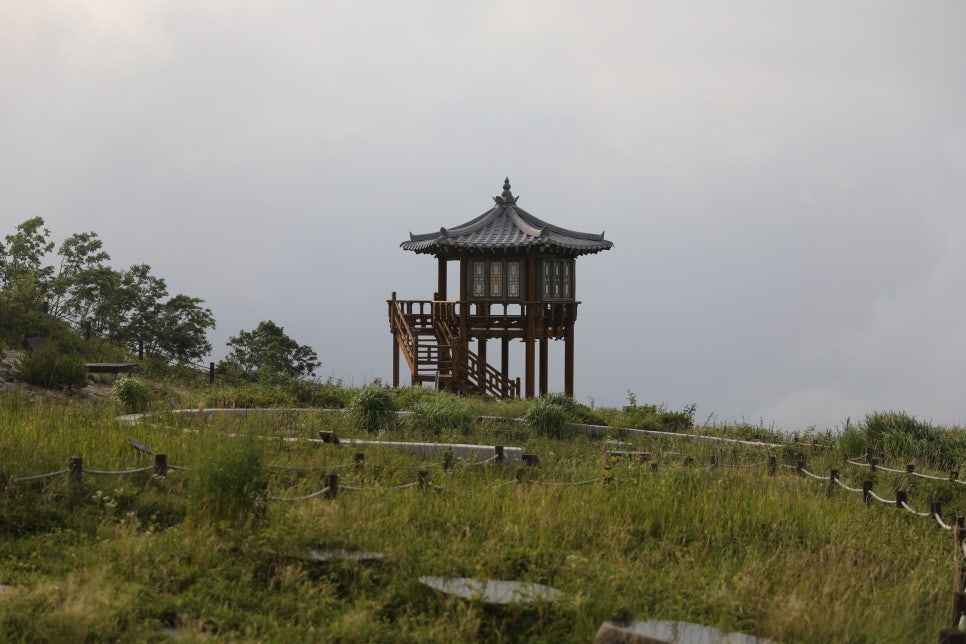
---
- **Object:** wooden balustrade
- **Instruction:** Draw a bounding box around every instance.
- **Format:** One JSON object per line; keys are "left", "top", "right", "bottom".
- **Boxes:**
{"left": 390, "top": 296, "right": 574, "bottom": 398}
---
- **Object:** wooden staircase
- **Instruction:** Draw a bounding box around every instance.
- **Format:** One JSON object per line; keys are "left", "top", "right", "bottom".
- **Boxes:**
{"left": 389, "top": 299, "right": 520, "bottom": 398}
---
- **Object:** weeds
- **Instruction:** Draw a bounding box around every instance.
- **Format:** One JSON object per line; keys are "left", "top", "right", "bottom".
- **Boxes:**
{"left": 0, "top": 385, "right": 963, "bottom": 641}
{"left": 187, "top": 429, "right": 266, "bottom": 528}
{"left": 111, "top": 377, "right": 153, "bottom": 413}
{"left": 351, "top": 386, "right": 398, "bottom": 433}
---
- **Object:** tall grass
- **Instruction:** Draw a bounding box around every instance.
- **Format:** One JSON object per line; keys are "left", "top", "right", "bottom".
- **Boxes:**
{"left": 1, "top": 390, "right": 964, "bottom": 641}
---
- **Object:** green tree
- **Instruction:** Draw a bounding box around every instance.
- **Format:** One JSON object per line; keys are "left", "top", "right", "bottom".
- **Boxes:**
{"left": 0, "top": 217, "right": 55, "bottom": 291}
{"left": 46, "top": 231, "right": 112, "bottom": 326}
{"left": 218, "top": 320, "right": 320, "bottom": 383}
{"left": 109, "top": 263, "right": 168, "bottom": 351}
{"left": 148, "top": 294, "right": 215, "bottom": 365}
{"left": 0, "top": 219, "right": 215, "bottom": 365}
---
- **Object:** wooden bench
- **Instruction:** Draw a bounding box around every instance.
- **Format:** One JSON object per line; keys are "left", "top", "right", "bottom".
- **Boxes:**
{"left": 85, "top": 363, "right": 137, "bottom": 383}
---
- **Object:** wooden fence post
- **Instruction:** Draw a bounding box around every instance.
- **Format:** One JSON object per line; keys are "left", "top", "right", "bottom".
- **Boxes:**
{"left": 907, "top": 464, "right": 916, "bottom": 474}
{"left": 324, "top": 473, "right": 338, "bottom": 499}
{"left": 494, "top": 445, "right": 504, "bottom": 466}
{"left": 768, "top": 455, "right": 776, "bottom": 476}
{"left": 862, "top": 480, "right": 872, "bottom": 504}
{"left": 522, "top": 453, "right": 539, "bottom": 467}
{"left": 418, "top": 470, "right": 429, "bottom": 489}
{"left": 955, "top": 516, "right": 966, "bottom": 595}
{"left": 153, "top": 454, "right": 167, "bottom": 477}
{"left": 951, "top": 471, "right": 960, "bottom": 482}
{"left": 829, "top": 469, "right": 839, "bottom": 495}
{"left": 896, "top": 490, "right": 908, "bottom": 509}
{"left": 69, "top": 456, "right": 83, "bottom": 487}
{"left": 443, "top": 449, "right": 454, "bottom": 471}
{"left": 797, "top": 458, "right": 805, "bottom": 478}
{"left": 870, "top": 457, "right": 878, "bottom": 472}
{"left": 355, "top": 452, "right": 366, "bottom": 471}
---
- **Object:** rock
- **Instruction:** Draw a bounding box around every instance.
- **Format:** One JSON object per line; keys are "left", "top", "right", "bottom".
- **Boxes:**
{"left": 419, "top": 576, "right": 563, "bottom": 604}
{"left": 594, "top": 620, "right": 778, "bottom": 644}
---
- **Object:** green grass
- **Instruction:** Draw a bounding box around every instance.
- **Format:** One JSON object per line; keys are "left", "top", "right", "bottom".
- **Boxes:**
{"left": 0, "top": 387, "right": 964, "bottom": 642}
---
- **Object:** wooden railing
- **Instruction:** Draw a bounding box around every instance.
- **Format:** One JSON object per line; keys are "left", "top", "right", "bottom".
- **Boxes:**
{"left": 389, "top": 297, "right": 450, "bottom": 383}
{"left": 433, "top": 316, "right": 520, "bottom": 399}
{"left": 431, "top": 300, "right": 578, "bottom": 339}
{"left": 389, "top": 296, "right": 525, "bottom": 398}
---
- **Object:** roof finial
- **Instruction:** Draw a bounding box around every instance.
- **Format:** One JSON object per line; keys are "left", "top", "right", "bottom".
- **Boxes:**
{"left": 494, "top": 177, "right": 518, "bottom": 204}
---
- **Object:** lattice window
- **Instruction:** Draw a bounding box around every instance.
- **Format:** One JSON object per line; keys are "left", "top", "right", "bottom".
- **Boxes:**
{"left": 472, "top": 261, "right": 486, "bottom": 298}
{"left": 543, "top": 258, "right": 575, "bottom": 301}
{"left": 507, "top": 261, "right": 520, "bottom": 298}
{"left": 489, "top": 262, "right": 503, "bottom": 297}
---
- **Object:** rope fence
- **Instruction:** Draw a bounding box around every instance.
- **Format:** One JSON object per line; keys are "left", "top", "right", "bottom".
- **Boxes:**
{"left": 9, "top": 438, "right": 966, "bottom": 639}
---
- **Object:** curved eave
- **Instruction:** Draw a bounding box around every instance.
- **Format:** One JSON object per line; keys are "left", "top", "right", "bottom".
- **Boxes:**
{"left": 399, "top": 238, "right": 613, "bottom": 257}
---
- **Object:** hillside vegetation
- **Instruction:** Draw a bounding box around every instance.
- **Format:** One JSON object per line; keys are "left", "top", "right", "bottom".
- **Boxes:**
{"left": 2, "top": 370, "right": 966, "bottom": 642}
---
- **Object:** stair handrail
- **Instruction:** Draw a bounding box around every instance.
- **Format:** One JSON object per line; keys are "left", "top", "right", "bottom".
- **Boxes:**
{"left": 432, "top": 310, "right": 519, "bottom": 399}
{"left": 389, "top": 298, "right": 418, "bottom": 373}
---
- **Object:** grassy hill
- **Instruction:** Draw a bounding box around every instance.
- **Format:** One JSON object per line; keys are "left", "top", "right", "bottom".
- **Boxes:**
{"left": 1, "top": 375, "right": 964, "bottom": 642}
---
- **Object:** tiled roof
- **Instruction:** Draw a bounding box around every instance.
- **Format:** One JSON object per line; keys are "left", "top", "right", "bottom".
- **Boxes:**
{"left": 401, "top": 179, "right": 613, "bottom": 256}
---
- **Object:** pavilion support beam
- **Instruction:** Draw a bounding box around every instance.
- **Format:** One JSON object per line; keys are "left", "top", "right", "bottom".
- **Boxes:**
{"left": 478, "top": 336, "right": 487, "bottom": 389}
{"left": 525, "top": 338, "right": 535, "bottom": 399}
{"left": 437, "top": 257, "right": 447, "bottom": 301}
{"left": 564, "top": 326, "right": 574, "bottom": 398}
{"left": 539, "top": 338, "right": 548, "bottom": 397}
{"left": 525, "top": 254, "right": 538, "bottom": 399}
{"left": 458, "top": 259, "right": 470, "bottom": 390}
{"left": 392, "top": 332, "right": 400, "bottom": 388}
{"left": 501, "top": 337, "right": 510, "bottom": 398}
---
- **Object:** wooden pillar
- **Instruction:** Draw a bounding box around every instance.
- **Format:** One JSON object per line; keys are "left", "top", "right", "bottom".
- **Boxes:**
{"left": 525, "top": 254, "right": 537, "bottom": 399}
{"left": 390, "top": 292, "right": 400, "bottom": 388}
{"left": 437, "top": 257, "right": 447, "bottom": 301}
{"left": 478, "top": 336, "right": 487, "bottom": 386}
{"left": 564, "top": 323, "right": 574, "bottom": 397}
{"left": 458, "top": 260, "right": 470, "bottom": 387}
{"left": 501, "top": 337, "right": 510, "bottom": 397}
{"left": 539, "top": 338, "right": 548, "bottom": 396}
{"left": 392, "top": 331, "right": 400, "bottom": 388}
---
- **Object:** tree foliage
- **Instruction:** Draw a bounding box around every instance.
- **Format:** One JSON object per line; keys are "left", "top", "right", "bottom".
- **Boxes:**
{"left": 218, "top": 320, "right": 320, "bottom": 384}
{"left": 0, "top": 218, "right": 215, "bottom": 366}
{"left": 0, "top": 217, "right": 55, "bottom": 290}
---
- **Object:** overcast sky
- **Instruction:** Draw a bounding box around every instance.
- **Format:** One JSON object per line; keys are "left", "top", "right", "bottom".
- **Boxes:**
{"left": 3, "top": 1, "right": 965, "bottom": 431}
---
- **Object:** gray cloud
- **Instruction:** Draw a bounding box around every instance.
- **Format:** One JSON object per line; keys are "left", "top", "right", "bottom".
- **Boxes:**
{"left": 2, "top": 1, "right": 964, "bottom": 430}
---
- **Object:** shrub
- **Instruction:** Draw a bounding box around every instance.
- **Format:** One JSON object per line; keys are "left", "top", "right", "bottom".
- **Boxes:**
{"left": 851, "top": 410, "right": 966, "bottom": 469}
{"left": 523, "top": 396, "right": 573, "bottom": 439}
{"left": 351, "top": 386, "right": 398, "bottom": 433}
{"left": 283, "top": 379, "right": 351, "bottom": 408}
{"left": 112, "top": 377, "right": 153, "bottom": 413}
{"left": 188, "top": 430, "right": 266, "bottom": 527}
{"left": 658, "top": 403, "right": 697, "bottom": 431}
{"left": 14, "top": 345, "right": 87, "bottom": 389}
{"left": 406, "top": 396, "right": 474, "bottom": 435}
